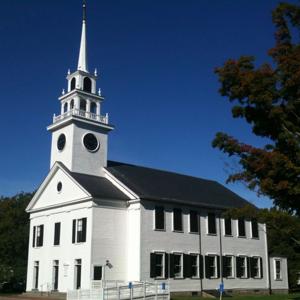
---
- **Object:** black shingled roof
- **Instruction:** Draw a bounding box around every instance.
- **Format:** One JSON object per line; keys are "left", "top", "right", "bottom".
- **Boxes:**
{"left": 106, "top": 161, "right": 252, "bottom": 209}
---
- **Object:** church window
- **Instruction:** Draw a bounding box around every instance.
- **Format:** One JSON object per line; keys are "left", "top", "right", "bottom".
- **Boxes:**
{"left": 83, "top": 133, "right": 99, "bottom": 152}
{"left": 222, "top": 255, "right": 234, "bottom": 278}
{"left": 57, "top": 134, "right": 66, "bottom": 151}
{"left": 150, "top": 252, "right": 166, "bottom": 279}
{"left": 33, "top": 225, "right": 44, "bottom": 247}
{"left": 250, "top": 256, "right": 262, "bottom": 278}
{"left": 93, "top": 266, "right": 102, "bottom": 280}
{"left": 54, "top": 222, "right": 61, "bottom": 246}
{"left": 173, "top": 208, "right": 183, "bottom": 231}
{"left": 57, "top": 182, "right": 62, "bottom": 193}
{"left": 72, "top": 218, "right": 87, "bottom": 243}
{"left": 90, "top": 102, "right": 97, "bottom": 114}
{"left": 71, "top": 78, "right": 76, "bottom": 90}
{"left": 154, "top": 206, "right": 165, "bottom": 230}
{"left": 80, "top": 99, "right": 86, "bottom": 111}
{"left": 205, "top": 255, "right": 219, "bottom": 279}
{"left": 274, "top": 259, "right": 282, "bottom": 280}
{"left": 251, "top": 219, "right": 259, "bottom": 238}
{"left": 173, "top": 253, "right": 183, "bottom": 278}
{"left": 238, "top": 218, "right": 246, "bottom": 237}
{"left": 63, "top": 102, "right": 68, "bottom": 113}
{"left": 236, "top": 256, "right": 248, "bottom": 278}
{"left": 224, "top": 218, "right": 232, "bottom": 236}
{"left": 83, "top": 77, "right": 92, "bottom": 93}
{"left": 70, "top": 99, "right": 74, "bottom": 110}
{"left": 189, "top": 210, "right": 199, "bottom": 233}
{"left": 207, "top": 213, "right": 216, "bottom": 234}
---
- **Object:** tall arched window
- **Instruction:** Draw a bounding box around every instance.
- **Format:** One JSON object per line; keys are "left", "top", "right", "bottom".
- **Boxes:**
{"left": 70, "top": 99, "right": 74, "bottom": 110}
{"left": 71, "top": 78, "right": 76, "bottom": 90}
{"left": 90, "top": 102, "right": 97, "bottom": 114}
{"left": 80, "top": 99, "right": 86, "bottom": 111}
{"left": 63, "top": 103, "right": 68, "bottom": 113}
{"left": 83, "top": 77, "right": 92, "bottom": 93}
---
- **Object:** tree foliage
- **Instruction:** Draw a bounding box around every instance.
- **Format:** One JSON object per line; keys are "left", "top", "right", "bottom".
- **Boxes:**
{"left": 0, "top": 193, "right": 32, "bottom": 283}
{"left": 224, "top": 205, "right": 300, "bottom": 288}
{"left": 213, "top": 2, "right": 300, "bottom": 215}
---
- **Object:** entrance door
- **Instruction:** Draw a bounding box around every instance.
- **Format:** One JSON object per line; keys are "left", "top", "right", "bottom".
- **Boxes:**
{"left": 75, "top": 259, "right": 82, "bottom": 289}
{"left": 53, "top": 260, "right": 59, "bottom": 291}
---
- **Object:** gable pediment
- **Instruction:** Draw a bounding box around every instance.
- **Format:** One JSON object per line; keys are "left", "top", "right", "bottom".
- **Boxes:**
{"left": 27, "top": 162, "right": 91, "bottom": 212}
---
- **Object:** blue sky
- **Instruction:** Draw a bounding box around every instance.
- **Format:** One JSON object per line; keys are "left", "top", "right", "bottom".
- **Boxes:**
{"left": 0, "top": 0, "right": 290, "bottom": 207}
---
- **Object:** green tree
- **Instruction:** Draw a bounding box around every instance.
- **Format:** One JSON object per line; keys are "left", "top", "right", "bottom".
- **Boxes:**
{"left": 213, "top": 2, "right": 300, "bottom": 215}
{"left": 0, "top": 193, "right": 32, "bottom": 283}
{"left": 225, "top": 206, "right": 300, "bottom": 288}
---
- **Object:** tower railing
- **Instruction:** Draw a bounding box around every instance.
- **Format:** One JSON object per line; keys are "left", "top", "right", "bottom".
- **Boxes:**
{"left": 53, "top": 108, "right": 109, "bottom": 124}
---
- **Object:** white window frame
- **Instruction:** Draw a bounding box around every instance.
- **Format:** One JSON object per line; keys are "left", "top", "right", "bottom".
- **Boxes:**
{"left": 274, "top": 258, "right": 282, "bottom": 281}
{"left": 33, "top": 225, "right": 43, "bottom": 248}
{"left": 153, "top": 207, "right": 165, "bottom": 231}
{"left": 189, "top": 211, "right": 199, "bottom": 234}
{"left": 252, "top": 256, "right": 261, "bottom": 279}
{"left": 224, "top": 255, "right": 234, "bottom": 278}
{"left": 173, "top": 252, "right": 183, "bottom": 279}
{"left": 207, "top": 254, "right": 218, "bottom": 279}
{"left": 154, "top": 252, "right": 165, "bottom": 279}
{"left": 172, "top": 208, "right": 183, "bottom": 232}
{"left": 190, "top": 253, "right": 200, "bottom": 278}
{"left": 239, "top": 255, "right": 248, "bottom": 279}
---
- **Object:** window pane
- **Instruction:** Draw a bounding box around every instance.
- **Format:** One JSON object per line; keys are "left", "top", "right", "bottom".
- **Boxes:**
{"left": 173, "top": 208, "right": 182, "bottom": 231}
{"left": 238, "top": 218, "right": 246, "bottom": 237}
{"left": 208, "top": 213, "right": 216, "bottom": 234}
{"left": 155, "top": 207, "right": 164, "bottom": 230}
{"left": 94, "top": 266, "right": 102, "bottom": 280}
{"left": 155, "top": 253, "right": 164, "bottom": 278}
{"left": 224, "top": 218, "right": 232, "bottom": 235}
{"left": 190, "top": 211, "right": 199, "bottom": 233}
{"left": 174, "top": 254, "right": 182, "bottom": 278}
{"left": 252, "top": 219, "right": 259, "bottom": 238}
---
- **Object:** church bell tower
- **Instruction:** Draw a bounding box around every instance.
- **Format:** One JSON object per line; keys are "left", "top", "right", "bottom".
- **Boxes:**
{"left": 47, "top": 0, "right": 114, "bottom": 177}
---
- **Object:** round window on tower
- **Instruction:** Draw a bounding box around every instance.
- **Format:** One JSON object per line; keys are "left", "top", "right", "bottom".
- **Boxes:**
{"left": 83, "top": 133, "right": 99, "bottom": 152}
{"left": 57, "top": 134, "right": 66, "bottom": 151}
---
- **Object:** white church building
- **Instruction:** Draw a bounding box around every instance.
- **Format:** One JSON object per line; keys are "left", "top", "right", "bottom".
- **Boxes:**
{"left": 26, "top": 1, "right": 289, "bottom": 295}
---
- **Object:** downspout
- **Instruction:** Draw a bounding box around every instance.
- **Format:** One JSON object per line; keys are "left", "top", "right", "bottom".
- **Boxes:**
{"left": 219, "top": 213, "right": 224, "bottom": 285}
{"left": 265, "top": 223, "right": 272, "bottom": 294}
{"left": 198, "top": 212, "right": 203, "bottom": 295}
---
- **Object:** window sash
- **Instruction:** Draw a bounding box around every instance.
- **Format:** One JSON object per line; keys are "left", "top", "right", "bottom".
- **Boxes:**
{"left": 190, "top": 254, "right": 199, "bottom": 278}
{"left": 154, "top": 207, "right": 165, "bottom": 230}
{"left": 173, "top": 254, "right": 183, "bottom": 278}
{"left": 275, "top": 260, "right": 282, "bottom": 280}
{"left": 189, "top": 211, "right": 199, "bottom": 233}
{"left": 154, "top": 253, "right": 165, "bottom": 278}
{"left": 207, "top": 213, "right": 216, "bottom": 234}
{"left": 238, "top": 218, "right": 246, "bottom": 237}
{"left": 173, "top": 209, "right": 183, "bottom": 231}
{"left": 224, "top": 218, "right": 232, "bottom": 236}
{"left": 208, "top": 255, "right": 217, "bottom": 278}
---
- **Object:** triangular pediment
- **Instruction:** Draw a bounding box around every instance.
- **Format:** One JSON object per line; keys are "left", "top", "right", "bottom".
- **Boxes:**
{"left": 27, "top": 162, "right": 91, "bottom": 212}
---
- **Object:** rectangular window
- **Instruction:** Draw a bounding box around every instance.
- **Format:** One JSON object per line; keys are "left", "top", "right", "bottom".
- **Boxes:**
{"left": 33, "top": 261, "right": 39, "bottom": 290}
{"left": 238, "top": 218, "right": 246, "bottom": 237}
{"left": 189, "top": 211, "right": 199, "bottom": 233}
{"left": 54, "top": 222, "right": 61, "bottom": 246}
{"left": 251, "top": 257, "right": 262, "bottom": 278}
{"left": 223, "top": 256, "right": 234, "bottom": 278}
{"left": 236, "top": 256, "right": 248, "bottom": 278}
{"left": 173, "top": 253, "right": 183, "bottom": 278}
{"left": 74, "top": 259, "right": 82, "bottom": 289}
{"left": 207, "top": 213, "right": 216, "bottom": 234}
{"left": 205, "top": 255, "right": 218, "bottom": 278}
{"left": 154, "top": 206, "right": 165, "bottom": 230}
{"left": 173, "top": 208, "right": 183, "bottom": 231}
{"left": 275, "top": 259, "right": 282, "bottom": 280}
{"left": 150, "top": 252, "right": 166, "bottom": 279}
{"left": 33, "top": 225, "right": 44, "bottom": 247}
{"left": 190, "top": 254, "right": 199, "bottom": 278}
{"left": 224, "top": 218, "right": 232, "bottom": 236}
{"left": 52, "top": 260, "right": 59, "bottom": 291}
{"left": 251, "top": 219, "right": 259, "bottom": 238}
{"left": 93, "top": 266, "right": 103, "bottom": 280}
{"left": 72, "top": 218, "right": 87, "bottom": 243}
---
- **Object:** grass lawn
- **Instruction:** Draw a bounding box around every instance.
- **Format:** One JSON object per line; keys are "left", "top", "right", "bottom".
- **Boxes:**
{"left": 171, "top": 293, "right": 300, "bottom": 300}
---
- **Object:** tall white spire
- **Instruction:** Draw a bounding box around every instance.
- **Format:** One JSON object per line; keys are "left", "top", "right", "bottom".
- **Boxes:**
{"left": 77, "top": 0, "right": 88, "bottom": 72}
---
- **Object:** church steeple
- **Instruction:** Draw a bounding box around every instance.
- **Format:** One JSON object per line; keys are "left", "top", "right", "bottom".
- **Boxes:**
{"left": 77, "top": 0, "right": 88, "bottom": 72}
{"left": 47, "top": 0, "right": 114, "bottom": 177}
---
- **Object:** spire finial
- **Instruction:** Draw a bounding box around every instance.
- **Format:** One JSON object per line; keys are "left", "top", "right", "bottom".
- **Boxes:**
{"left": 83, "top": 0, "right": 87, "bottom": 22}
{"left": 78, "top": 0, "right": 88, "bottom": 72}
